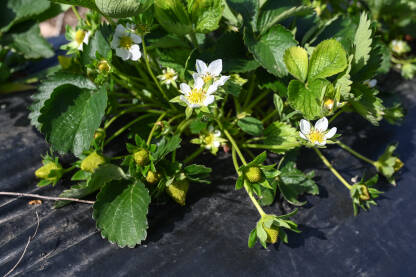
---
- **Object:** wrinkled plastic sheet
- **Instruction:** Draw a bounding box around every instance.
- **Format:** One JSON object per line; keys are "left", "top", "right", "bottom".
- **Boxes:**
{"left": 1, "top": 56, "right": 416, "bottom": 276}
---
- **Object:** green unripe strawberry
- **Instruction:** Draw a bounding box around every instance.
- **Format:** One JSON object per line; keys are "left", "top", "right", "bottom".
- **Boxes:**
{"left": 134, "top": 149, "right": 149, "bottom": 166}
{"left": 245, "top": 167, "right": 263, "bottom": 183}
{"left": 359, "top": 185, "right": 370, "bottom": 201}
{"left": 80, "top": 152, "right": 106, "bottom": 172}
{"left": 264, "top": 226, "right": 279, "bottom": 244}
{"left": 146, "top": 171, "right": 159, "bottom": 184}
{"left": 166, "top": 180, "right": 189, "bottom": 206}
{"left": 35, "top": 162, "right": 62, "bottom": 181}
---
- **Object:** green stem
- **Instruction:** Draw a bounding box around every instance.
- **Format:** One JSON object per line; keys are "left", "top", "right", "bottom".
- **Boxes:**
{"left": 71, "top": 6, "right": 82, "bottom": 22}
{"left": 243, "top": 74, "right": 256, "bottom": 108}
{"left": 314, "top": 148, "right": 352, "bottom": 190}
{"left": 146, "top": 112, "right": 168, "bottom": 145}
{"left": 63, "top": 165, "right": 77, "bottom": 174}
{"left": 105, "top": 114, "right": 154, "bottom": 146}
{"left": 242, "top": 143, "right": 300, "bottom": 151}
{"left": 190, "top": 32, "right": 199, "bottom": 49}
{"left": 141, "top": 37, "right": 175, "bottom": 109}
{"left": 246, "top": 91, "right": 269, "bottom": 111}
{"left": 329, "top": 108, "right": 344, "bottom": 124}
{"left": 183, "top": 147, "right": 204, "bottom": 164}
{"left": 262, "top": 109, "right": 278, "bottom": 123}
{"left": 231, "top": 148, "right": 266, "bottom": 217}
{"left": 104, "top": 105, "right": 155, "bottom": 129}
{"left": 223, "top": 129, "right": 247, "bottom": 165}
{"left": 336, "top": 140, "right": 375, "bottom": 165}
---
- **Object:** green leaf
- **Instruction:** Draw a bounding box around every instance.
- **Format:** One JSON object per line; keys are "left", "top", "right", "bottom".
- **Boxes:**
{"left": 50, "top": 0, "right": 97, "bottom": 10}
{"left": 152, "top": 135, "right": 182, "bottom": 162}
{"left": 226, "top": 0, "right": 259, "bottom": 30}
{"left": 29, "top": 72, "right": 96, "bottom": 130}
{"left": 11, "top": 24, "right": 54, "bottom": 59}
{"left": 154, "top": 0, "right": 193, "bottom": 36}
{"left": 351, "top": 84, "right": 384, "bottom": 126}
{"left": 284, "top": 46, "right": 309, "bottom": 82}
{"left": 278, "top": 161, "right": 318, "bottom": 206}
{"left": 189, "top": 0, "right": 224, "bottom": 33}
{"left": 93, "top": 180, "right": 151, "bottom": 248}
{"left": 257, "top": 0, "right": 314, "bottom": 35}
{"left": 248, "top": 228, "right": 257, "bottom": 248}
{"left": 273, "top": 94, "right": 284, "bottom": 117}
{"left": 0, "top": 0, "right": 51, "bottom": 32}
{"left": 374, "top": 144, "right": 403, "bottom": 186}
{"left": 263, "top": 121, "right": 300, "bottom": 153}
{"left": 39, "top": 85, "right": 107, "bottom": 156}
{"left": 56, "top": 164, "right": 126, "bottom": 208}
{"left": 189, "top": 118, "right": 207, "bottom": 134}
{"left": 81, "top": 29, "right": 111, "bottom": 65}
{"left": 288, "top": 79, "right": 329, "bottom": 120}
{"left": 237, "top": 117, "right": 264, "bottom": 136}
{"left": 184, "top": 164, "right": 212, "bottom": 176}
{"left": 353, "top": 12, "right": 372, "bottom": 71}
{"left": 308, "top": 39, "right": 347, "bottom": 81}
{"left": 223, "top": 59, "right": 260, "bottom": 74}
{"left": 244, "top": 24, "right": 297, "bottom": 77}
{"left": 335, "top": 55, "right": 353, "bottom": 100}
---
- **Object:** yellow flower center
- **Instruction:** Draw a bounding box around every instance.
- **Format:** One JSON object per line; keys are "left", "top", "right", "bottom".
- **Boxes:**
{"left": 75, "top": 29, "right": 86, "bottom": 45}
{"left": 308, "top": 130, "right": 325, "bottom": 144}
{"left": 164, "top": 71, "right": 176, "bottom": 81}
{"left": 119, "top": 36, "right": 133, "bottom": 49}
{"left": 186, "top": 88, "right": 206, "bottom": 105}
{"left": 204, "top": 133, "right": 215, "bottom": 146}
{"left": 393, "top": 44, "right": 402, "bottom": 53}
{"left": 203, "top": 74, "right": 213, "bottom": 83}
{"left": 324, "top": 99, "right": 334, "bottom": 110}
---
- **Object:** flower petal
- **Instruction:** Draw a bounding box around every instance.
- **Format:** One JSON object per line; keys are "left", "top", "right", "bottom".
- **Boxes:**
{"left": 214, "top": 75, "right": 230, "bottom": 87}
{"left": 129, "top": 44, "right": 142, "bottom": 61}
{"left": 115, "top": 24, "right": 126, "bottom": 35}
{"left": 194, "top": 77, "right": 204, "bottom": 90}
{"left": 192, "top": 72, "right": 199, "bottom": 83}
{"left": 196, "top": 59, "right": 208, "bottom": 75}
{"left": 208, "top": 59, "right": 222, "bottom": 76}
{"left": 213, "top": 141, "right": 220, "bottom": 147}
{"left": 83, "top": 32, "right": 91, "bottom": 44}
{"left": 315, "top": 117, "right": 328, "bottom": 132}
{"left": 180, "top": 83, "right": 191, "bottom": 95}
{"left": 325, "top": 127, "right": 337, "bottom": 139}
{"left": 116, "top": 48, "right": 131, "bottom": 61}
{"left": 317, "top": 139, "right": 327, "bottom": 146}
{"left": 214, "top": 130, "right": 221, "bottom": 137}
{"left": 111, "top": 37, "right": 120, "bottom": 49}
{"left": 180, "top": 95, "right": 188, "bottom": 105}
{"left": 203, "top": 95, "right": 215, "bottom": 106}
{"left": 299, "top": 131, "right": 308, "bottom": 140}
{"left": 300, "top": 119, "right": 311, "bottom": 135}
{"left": 130, "top": 34, "right": 142, "bottom": 44}
{"left": 206, "top": 84, "right": 218, "bottom": 95}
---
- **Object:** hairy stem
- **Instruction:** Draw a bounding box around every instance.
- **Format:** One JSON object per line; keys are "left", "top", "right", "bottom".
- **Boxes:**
{"left": 0, "top": 192, "right": 94, "bottom": 204}
{"left": 314, "top": 148, "right": 352, "bottom": 190}
{"left": 336, "top": 140, "right": 375, "bottom": 165}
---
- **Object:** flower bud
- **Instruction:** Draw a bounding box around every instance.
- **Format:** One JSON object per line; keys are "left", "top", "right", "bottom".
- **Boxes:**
{"left": 146, "top": 171, "right": 159, "bottom": 184}
{"left": 245, "top": 167, "right": 263, "bottom": 183}
{"left": 359, "top": 185, "right": 370, "bottom": 201}
{"left": 98, "top": 60, "right": 111, "bottom": 73}
{"left": 166, "top": 180, "right": 189, "bottom": 206}
{"left": 394, "top": 158, "right": 404, "bottom": 172}
{"left": 80, "top": 152, "right": 106, "bottom": 172}
{"left": 35, "top": 162, "right": 62, "bottom": 181}
{"left": 264, "top": 226, "right": 279, "bottom": 244}
{"left": 133, "top": 149, "right": 149, "bottom": 166}
{"left": 324, "top": 99, "right": 334, "bottom": 110}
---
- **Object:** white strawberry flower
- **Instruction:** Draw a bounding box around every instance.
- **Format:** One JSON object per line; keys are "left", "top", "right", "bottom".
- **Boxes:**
{"left": 179, "top": 77, "right": 217, "bottom": 108}
{"left": 299, "top": 117, "right": 337, "bottom": 146}
{"left": 158, "top": 68, "right": 178, "bottom": 88}
{"left": 62, "top": 27, "right": 90, "bottom": 53}
{"left": 193, "top": 59, "right": 230, "bottom": 87}
{"left": 364, "top": 79, "right": 377, "bottom": 88}
{"left": 390, "top": 40, "right": 410, "bottom": 55}
{"left": 75, "top": 29, "right": 90, "bottom": 50}
{"left": 111, "top": 24, "right": 142, "bottom": 61}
